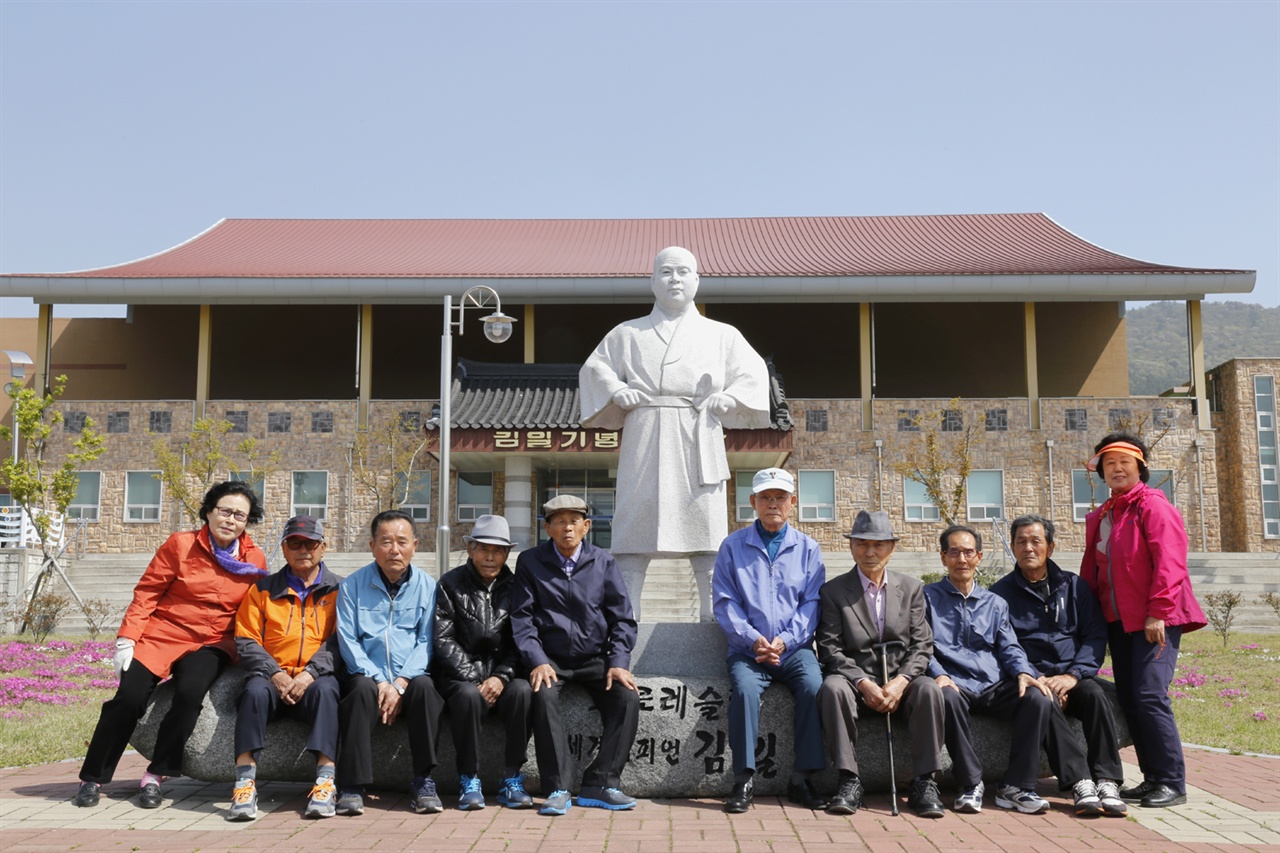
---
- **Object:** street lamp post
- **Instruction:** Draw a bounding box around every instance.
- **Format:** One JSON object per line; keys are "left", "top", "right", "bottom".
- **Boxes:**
{"left": 436, "top": 286, "right": 515, "bottom": 574}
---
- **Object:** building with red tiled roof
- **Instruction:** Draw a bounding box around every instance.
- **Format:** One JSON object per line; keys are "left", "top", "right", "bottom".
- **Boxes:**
{"left": 1, "top": 215, "right": 1272, "bottom": 572}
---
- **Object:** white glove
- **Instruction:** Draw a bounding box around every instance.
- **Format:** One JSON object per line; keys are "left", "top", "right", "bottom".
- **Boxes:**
{"left": 113, "top": 638, "right": 135, "bottom": 678}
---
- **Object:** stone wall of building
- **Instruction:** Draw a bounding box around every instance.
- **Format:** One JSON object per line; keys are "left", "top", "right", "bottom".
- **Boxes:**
{"left": 1210, "top": 358, "right": 1280, "bottom": 553}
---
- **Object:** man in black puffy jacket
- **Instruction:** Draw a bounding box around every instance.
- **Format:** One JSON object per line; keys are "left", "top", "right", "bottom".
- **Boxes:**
{"left": 434, "top": 514, "right": 533, "bottom": 810}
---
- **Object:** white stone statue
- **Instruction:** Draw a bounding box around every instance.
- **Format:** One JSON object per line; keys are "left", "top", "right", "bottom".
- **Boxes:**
{"left": 579, "top": 247, "right": 771, "bottom": 620}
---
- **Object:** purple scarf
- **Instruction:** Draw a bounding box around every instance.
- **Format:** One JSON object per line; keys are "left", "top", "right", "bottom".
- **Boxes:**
{"left": 210, "top": 533, "right": 268, "bottom": 577}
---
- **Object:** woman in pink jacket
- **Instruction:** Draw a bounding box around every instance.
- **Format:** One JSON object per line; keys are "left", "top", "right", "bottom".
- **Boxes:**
{"left": 1079, "top": 432, "right": 1205, "bottom": 809}
{"left": 73, "top": 481, "right": 267, "bottom": 810}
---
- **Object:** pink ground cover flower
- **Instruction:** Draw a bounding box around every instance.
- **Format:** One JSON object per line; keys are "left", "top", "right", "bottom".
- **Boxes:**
{"left": 0, "top": 640, "right": 116, "bottom": 708}
{"left": 1173, "top": 669, "right": 1208, "bottom": 688}
{"left": 1253, "top": 711, "right": 1269, "bottom": 722}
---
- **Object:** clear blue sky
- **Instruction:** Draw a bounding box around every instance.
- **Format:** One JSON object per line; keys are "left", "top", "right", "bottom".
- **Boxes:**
{"left": 1, "top": 0, "right": 1276, "bottom": 318}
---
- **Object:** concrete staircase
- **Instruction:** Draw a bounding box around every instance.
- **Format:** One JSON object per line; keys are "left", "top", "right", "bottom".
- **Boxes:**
{"left": 36, "top": 549, "right": 1280, "bottom": 635}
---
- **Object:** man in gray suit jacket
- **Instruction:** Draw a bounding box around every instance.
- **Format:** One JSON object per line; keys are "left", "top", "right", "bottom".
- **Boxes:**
{"left": 816, "top": 510, "right": 946, "bottom": 818}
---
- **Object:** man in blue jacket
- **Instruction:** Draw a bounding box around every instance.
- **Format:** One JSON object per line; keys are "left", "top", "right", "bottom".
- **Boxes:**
{"left": 713, "top": 468, "right": 827, "bottom": 814}
{"left": 511, "top": 494, "right": 639, "bottom": 816}
{"left": 990, "top": 514, "right": 1126, "bottom": 816}
{"left": 335, "top": 509, "right": 442, "bottom": 817}
{"left": 925, "top": 524, "right": 1091, "bottom": 816}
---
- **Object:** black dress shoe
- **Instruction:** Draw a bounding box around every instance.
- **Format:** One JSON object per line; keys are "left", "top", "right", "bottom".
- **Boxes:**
{"left": 787, "top": 778, "right": 829, "bottom": 810}
{"left": 138, "top": 781, "right": 163, "bottom": 809}
{"left": 1140, "top": 784, "right": 1187, "bottom": 808}
{"left": 907, "top": 776, "right": 945, "bottom": 818}
{"left": 725, "top": 777, "right": 753, "bottom": 814}
{"left": 1119, "top": 780, "right": 1156, "bottom": 802}
{"left": 74, "top": 781, "right": 100, "bottom": 808}
{"left": 825, "top": 776, "right": 864, "bottom": 815}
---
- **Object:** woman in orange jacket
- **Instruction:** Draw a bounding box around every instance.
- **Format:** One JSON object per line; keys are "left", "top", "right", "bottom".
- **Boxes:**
{"left": 73, "top": 481, "right": 267, "bottom": 810}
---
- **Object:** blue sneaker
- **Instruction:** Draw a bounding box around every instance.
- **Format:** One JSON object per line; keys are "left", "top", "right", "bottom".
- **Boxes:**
{"left": 410, "top": 776, "right": 443, "bottom": 814}
{"left": 539, "top": 789, "right": 572, "bottom": 816}
{"left": 497, "top": 774, "right": 534, "bottom": 809}
{"left": 457, "top": 773, "right": 486, "bottom": 811}
{"left": 577, "top": 785, "right": 636, "bottom": 810}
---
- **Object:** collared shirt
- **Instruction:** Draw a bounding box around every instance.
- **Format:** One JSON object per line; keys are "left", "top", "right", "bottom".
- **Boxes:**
{"left": 377, "top": 563, "right": 412, "bottom": 599}
{"left": 556, "top": 542, "right": 584, "bottom": 577}
{"left": 924, "top": 577, "right": 1032, "bottom": 694}
{"left": 286, "top": 567, "right": 324, "bottom": 603}
{"left": 858, "top": 566, "right": 887, "bottom": 641}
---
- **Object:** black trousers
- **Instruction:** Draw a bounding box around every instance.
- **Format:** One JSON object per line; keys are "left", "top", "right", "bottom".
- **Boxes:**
{"left": 438, "top": 676, "right": 533, "bottom": 776}
{"left": 337, "top": 673, "right": 443, "bottom": 788}
{"left": 530, "top": 660, "right": 639, "bottom": 792}
{"left": 941, "top": 679, "right": 1089, "bottom": 790}
{"left": 1063, "top": 677, "right": 1124, "bottom": 783}
{"left": 80, "top": 646, "right": 229, "bottom": 783}
{"left": 234, "top": 672, "right": 341, "bottom": 762}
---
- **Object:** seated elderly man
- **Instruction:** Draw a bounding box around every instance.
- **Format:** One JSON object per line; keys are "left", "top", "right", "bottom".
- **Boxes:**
{"left": 511, "top": 495, "right": 639, "bottom": 816}
{"left": 229, "top": 515, "right": 341, "bottom": 820}
{"left": 990, "top": 514, "right": 1126, "bottom": 816}
{"left": 816, "top": 510, "right": 945, "bottom": 818}
{"left": 925, "top": 525, "right": 1093, "bottom": 816}
{"left": 434, "top": 514, "right": 534, "bottom": 810}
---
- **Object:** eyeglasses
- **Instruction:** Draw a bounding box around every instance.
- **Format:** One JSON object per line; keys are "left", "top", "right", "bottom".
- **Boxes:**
{"left": 944, "top": 548, "right": 979, "bottom": 560}
{"left": 213, "top": 506, "right": 249, "bottom": 522}
{"left": 284, "top": 538, "right": 323, "bottom": 551}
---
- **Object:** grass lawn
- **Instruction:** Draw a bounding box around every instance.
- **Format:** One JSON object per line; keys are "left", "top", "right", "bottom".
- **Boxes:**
{"left": 0, "top": 631, "right": 1276, "bottom": 769}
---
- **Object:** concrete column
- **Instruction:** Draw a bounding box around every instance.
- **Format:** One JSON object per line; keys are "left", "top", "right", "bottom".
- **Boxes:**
{"left": 504, "top": 456, "right": 534, "bottom": 549}
{"left": 34, "top": 304, "right": 52, "bottom": 395}
{"left": 860, "top": 302, "right": 873, "bottom": 430}
{"left": 358, "top": 304, "right": 373, "bottom": 427}
{"left": 1187, "top": 300, "right": 1210, "bottom": 430}
{"left": 523, "top": 304, "right": 535, "bottom": 364}
{"left": 195, "top": 305, "right": 212, "bottom": 417}
{"left": 1025, "top": 302, "right": 1040, "bottom": 429}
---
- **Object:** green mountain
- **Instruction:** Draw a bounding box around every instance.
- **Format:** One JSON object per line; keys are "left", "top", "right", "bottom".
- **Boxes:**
{"left": 1127, "top": 301, "right": 1280, "bottom": 395}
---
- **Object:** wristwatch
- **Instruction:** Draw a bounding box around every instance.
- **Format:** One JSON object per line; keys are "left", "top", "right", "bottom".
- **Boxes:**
{"left": 392, "top": 680, "right": 406, "bottom": 695}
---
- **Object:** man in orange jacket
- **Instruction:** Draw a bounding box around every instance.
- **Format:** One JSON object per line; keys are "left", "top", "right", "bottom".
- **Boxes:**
{"left": 229, "top": 516, "right": 341, "bottom": 821}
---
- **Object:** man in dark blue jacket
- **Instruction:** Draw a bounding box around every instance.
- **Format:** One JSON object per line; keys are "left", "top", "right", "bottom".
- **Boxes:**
{"left": 990, "top": 515, "right": 1127, "bottom": 817}
{"left": 510, "top": 494, "right": 639, "bottom": 816}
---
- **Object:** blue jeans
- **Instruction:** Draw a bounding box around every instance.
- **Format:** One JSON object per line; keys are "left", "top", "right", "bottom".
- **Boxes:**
{"left": 727, "top": 648, "right": 825, "bottom": 778}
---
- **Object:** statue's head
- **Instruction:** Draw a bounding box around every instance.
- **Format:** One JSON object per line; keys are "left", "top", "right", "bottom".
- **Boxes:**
{"left": 651, "top": 246, "right": 699, "bottom": 314}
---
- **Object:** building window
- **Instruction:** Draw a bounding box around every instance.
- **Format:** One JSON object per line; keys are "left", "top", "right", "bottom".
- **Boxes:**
{"left": 967, "top": 470, "right": 1004, "bottom": 521}
{"left": 805, "top": 409, "right": 828, "bottom": 432}
{"left": 230, "top": 471, "right": 265, "bottom": 504}
{"left": 65, "top": 411, "right": 88, "bottom": 433}
{"left": 941, "top": 409, "right": 963, "bottom": 432}
{"left": 1071, "top": 470, "right": 1109, "bottom": 521}
{"left": 1065, "top": 408, "right": 1088, "bottom": 432}
{"left": 399, "top": 411, "right": 423, "bottom": 432}
{"left": 897, "top": 409, "right": 920, "bottom": 432}
{"left": 1152, "top": 407, "right": 1176, "bottom": 429}
{"left": 106, "top": 411, "right": 130, "bottom": 434}
{"left": 124, "top": 472, "right": 161, "bottom": 522}
{"left": 396, "top": 471, "right": 431, "bottom": 522}
{"left": 903, "top": 478, "right": 940, "bottom": 522}
{"left": 798, "top": 470, "right": 836, "bottom": 522}
{"left": 68, "top": 472, "right": 102, "bottom": 521}
{"left": 457, "top": 471, "right": 493, "bottom": 521}
{"left": 292, "top": 471, "right": 328, "bottom": 519}
{"left": 268, "top": 412, "right": 292, "bottom": 433}
{"left": 226, "top": 410, "right": 249, "bottom": 434}
{"left": 984, "top": 408, "right": 1008, "bottom": 432}
{"left": 1255, "top": 376, "right": 1279, "bottom": 538}
{"left": 735, "top": 471, "right": 755, "bottom": 522}
{"left": 1149, "top": 469, "right": 1176, "bottom": 505}
{"left": 148, "top": 411, "right": 172, "bottom": 434}
{"left": 311, "top": 411, "right": 334, "bottom": 433}
{"left": 1108, "top": 408, "right": 1132, "bottom": 431}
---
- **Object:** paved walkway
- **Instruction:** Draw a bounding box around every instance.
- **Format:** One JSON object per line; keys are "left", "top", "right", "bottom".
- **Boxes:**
{"left": 2, "top": 747, "right": 1277, "bottom": 852}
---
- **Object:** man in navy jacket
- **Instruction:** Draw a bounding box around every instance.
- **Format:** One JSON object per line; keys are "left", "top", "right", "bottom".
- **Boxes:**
{"left": 990, "top": 514, "right": 1126, "bottom": 816}
{"left": 510, "top": 494, "right": 639, "bottom": 816}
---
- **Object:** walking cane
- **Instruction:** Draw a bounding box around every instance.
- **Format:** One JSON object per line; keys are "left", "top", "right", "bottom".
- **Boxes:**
{"left": 873, "top": 639, "right": 906, "bottom": 816}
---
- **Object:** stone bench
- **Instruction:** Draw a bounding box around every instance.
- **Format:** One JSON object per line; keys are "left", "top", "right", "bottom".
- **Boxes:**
{"left": 131, "top": 623, "right": 1130, "bottom": 797}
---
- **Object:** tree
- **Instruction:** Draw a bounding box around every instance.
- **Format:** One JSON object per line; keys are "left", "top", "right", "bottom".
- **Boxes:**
{"left": 0, "top": 376, "right": 107, "bottom": 629}
{"left": 152, "top": 417, "right": 280, "bottom": 525}
{"left": 349, "top": 412, "right": 437, "bottom": 513}
{"left": 890, "top": 399, "right": 981, "bottom": 526}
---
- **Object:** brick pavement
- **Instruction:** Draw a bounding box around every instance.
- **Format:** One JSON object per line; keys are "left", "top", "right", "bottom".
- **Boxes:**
{"left": 1, "top": 747, "right": 1276, "bottom": 852}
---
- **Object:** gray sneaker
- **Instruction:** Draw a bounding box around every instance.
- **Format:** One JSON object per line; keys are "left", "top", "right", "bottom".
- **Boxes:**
{"left": 410, "top": 776, "right": 443, "bottom": 814}
{"left": 995, "top": 783, "right": 1049, "bottom": 814}
{"left": 336, "top": 788, "right": 364, "bottom": 816}
{"left": 577, "top": 785, "right": 636, "bottom": 810}
{"left": 954, "top": 781, "right": 984, "bottom": 813}
{"left": 226, "top": 779, "right": 258, "bottom": 821}
{"left": 1096, "top": 779, "right": 1128, "bottom": 816}
{"left": 1072, "top": 779, "right": 1103, "bottom": 816}
{"left": 539, "top": 789, "right": 572, "bottom": 816}
{"left": 304, "top": 777, "right": 337, "bottom": 818}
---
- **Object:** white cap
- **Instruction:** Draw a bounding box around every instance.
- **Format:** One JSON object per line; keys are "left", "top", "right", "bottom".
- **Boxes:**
{"left": 752, "top": 468, "right": 795, "bottom": 494}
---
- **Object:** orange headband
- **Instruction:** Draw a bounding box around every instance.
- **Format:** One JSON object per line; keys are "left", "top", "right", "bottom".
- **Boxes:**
{"left": 1086, "top": 441, "right": 1146, "bottom": 472}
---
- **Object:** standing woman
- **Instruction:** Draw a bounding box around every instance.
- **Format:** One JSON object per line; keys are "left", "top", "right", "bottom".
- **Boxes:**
{"left": 1079, "top": 432, "right": 1205, "bottom": 809}
{"left": 74, "top": 481, "right": 267, "bottom": 809}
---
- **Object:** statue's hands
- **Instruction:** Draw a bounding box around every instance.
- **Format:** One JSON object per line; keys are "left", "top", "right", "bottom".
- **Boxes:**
{"left": 613, "top": 388, "right": 651, "bottom": 410}
{"left": 702, "top": 393, "right": 735, "bottom": 416}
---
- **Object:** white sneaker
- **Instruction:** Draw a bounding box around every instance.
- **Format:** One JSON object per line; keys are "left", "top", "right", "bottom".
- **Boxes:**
{"left": 954, "top": 781, "right": 984, "bottom": 813}
{"left": 1072, "top": 779, "right": 1103, "bottom": 816}
{"left": 996, "top": 783, "right": 1049, "bottom": 814}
